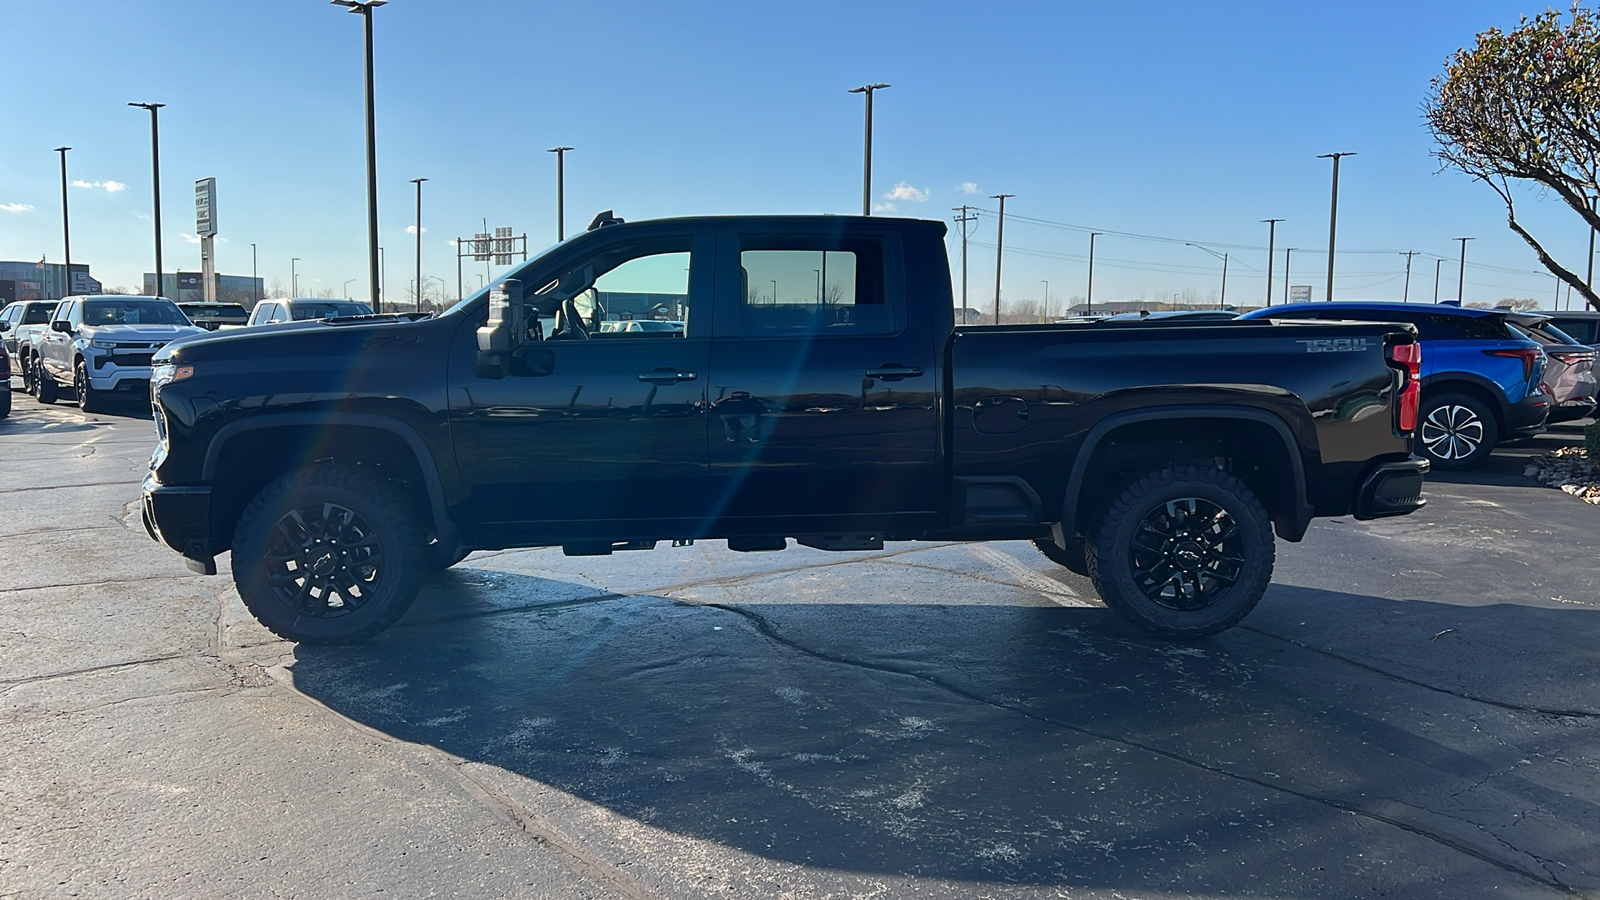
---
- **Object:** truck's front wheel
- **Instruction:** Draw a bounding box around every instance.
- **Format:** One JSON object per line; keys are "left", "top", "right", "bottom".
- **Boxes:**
{"left": 232, "top": 464, "right": 427, "bottom": 644}
{"left": 1085, "top": 464, "right": 1274, "bottom": 639}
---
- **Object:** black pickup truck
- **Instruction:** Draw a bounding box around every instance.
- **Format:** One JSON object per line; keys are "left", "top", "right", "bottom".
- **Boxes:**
{"left": 142, "top": 213, "right": 1428, "bottom": 644}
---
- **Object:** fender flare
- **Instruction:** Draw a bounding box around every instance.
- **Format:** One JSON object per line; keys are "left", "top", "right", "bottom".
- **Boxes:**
{"left": 203, "top": 412, "right": 456, "bottom": 543}
{"left": 1059, "top": 404, "right": 1314, "bottom": 541}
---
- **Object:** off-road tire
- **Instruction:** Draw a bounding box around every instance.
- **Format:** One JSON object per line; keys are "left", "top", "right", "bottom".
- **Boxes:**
{"left": 34, "top": 365, "right": 59, "bottom": 404}
{"left": 1085, "top": 464, "right": 1274, "bottom": 639}
{"left": 232, "top": 464, "right": 428, "bottom": 644}
{"left": 1416, "top": 392, "right": 1497, "bottom": 470}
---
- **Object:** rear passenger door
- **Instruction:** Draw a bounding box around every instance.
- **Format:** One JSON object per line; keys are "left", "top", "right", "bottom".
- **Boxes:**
{"left": 705, "top": 225, "right": 941, "bottom": 530}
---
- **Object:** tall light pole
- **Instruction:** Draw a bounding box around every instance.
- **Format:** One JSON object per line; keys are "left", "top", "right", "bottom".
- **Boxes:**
{"left": 1087, "top": 232, "right": 1102, "bottom": 314}
{"left": 292, "top": 257, "right": 300, "bottom": 297}
{"left": 331, "top": 0, "right": 386, "bottom": 316}
{"left": 129, "top": 103, "right": 166, "bottom": 297}
{"left": 1399, "top": 250, "right": 1418, "bottom": 302}
{"left": 1587, "top": 193, "right": 1596, "bottom": 295}
{"left": 250, "top": 242, "right": 258, "bottom": 306}
{"left": 1434, "top": 257, "right": 1444, "bottom": 303}
{"left": 411, "top": 177, "right": 427, "bottom": 312}
{"left": 343, "top": 278, "right": 356, "bottom": 299}
{"left": 1040, "top": 279, "right": 1049, "bottom": 321}
{"left": 770, "top": 279, "right": 778, "bottom": 303}
{"left": 849, "top": 84, "right": 890, "bottom": 216}
{"left": 1455, "top": 236, "right": 1474, "bottom": 303}
{"left": 1261, "top": 218, "right": 1283, "bottom": 307}
{"left": 1283, "top": 248, "right": 1294, "bottom": 303}
{"left": 54, "top": 147, "right": 72, "bottom": 297}
{"left": 1187, "top": 243, "right": 1229, "bottom": 308}
{"left": 379, "top": 246, "right": 386, "bottom": 307}
{"left": 991, "top": 193, "right": 1013, "bottom": 324}
{"left": 547, "top": 146, "right": 573, "bottom": 240}
{"left": 814, "top": 268, "right": 821, "bottom": 302}
{"left": 1318, "top": 151, "right": 1355, "bottom": 302}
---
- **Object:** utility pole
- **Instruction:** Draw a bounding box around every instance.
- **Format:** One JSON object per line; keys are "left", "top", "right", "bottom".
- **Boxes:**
{"left": 848, "top": 84, "right": 890, "bottom": 216}
{"left": 1455, "top": 236, "right": 1474, "bottom": 303}
{"left": 1186, "top": 243, "right": 1229, "bottom": 308}
{"left": 1399, "top": 250, "right": 1418, "bottom": 302}
{"left": 547, "top": 147, "right": 573, "bottom": 240}
{"left": 412, "top": 177, "right": 428, "bottom": 311}
{"left": 54, "top": 147, "right": 72, "bottom": 296}
{"left": 1088, "top": 232, "right": 1102, "bottom": 314}
{"left": 1261, "top": 218, "right": 1283, "bottom": 307}
{"left": 991, "top": 194, "right": 1013, "bottom": 324}
{"left": 129, "top": 103, "right": 166, "bottom": 298}
{"left": 952, "top": 205, "right": 976, "bottom": 315}
{"left": 1318, "top": 152, "right": 1355, "bottom": 301}
{"left": 250, "top": 242, "right": 258, "bottom": 307}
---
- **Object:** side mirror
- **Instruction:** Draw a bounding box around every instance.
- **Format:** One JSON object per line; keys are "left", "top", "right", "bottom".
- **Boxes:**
{"left": 0, "top": 320, "right": 9, "bottom": 333}
{"left": 475, "top": 279, "right": 524, "bottom": 379}
{"left": 51, "top": 320, "right": 73, "bottom": 333}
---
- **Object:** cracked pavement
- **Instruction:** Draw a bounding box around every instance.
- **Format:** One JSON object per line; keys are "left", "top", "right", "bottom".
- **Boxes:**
{"left": 2, "top": 395, "right": 1598, "bottom": 898}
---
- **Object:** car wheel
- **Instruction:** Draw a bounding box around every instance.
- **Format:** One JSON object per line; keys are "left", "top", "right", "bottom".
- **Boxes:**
{"left": 74, "top": 361, "right": 105, "bottom": 413}
{"left": 232, "top": 464, "right": 427, "bottom": 644}
{"left": 1085, "top": 464, "right": 1275, "bottom": 639}
{"left": 1417, "top": 392, "right": 1498, "bottom": 470}
{"left": 34, "top": 364, "right": 58, "bottom": 404}
{"left": 1032, "top": 536, "right": 1088, "bottom": 576}
{"left": 20, "top": 357, "right": 36, "bottom": 395}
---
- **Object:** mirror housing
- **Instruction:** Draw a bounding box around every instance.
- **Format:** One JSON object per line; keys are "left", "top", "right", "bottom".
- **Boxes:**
{"left": 0, "top": 320, "right": 9, "bottom": 333}
{"left": 475, "top": 279, "right": 523, "bottom": 379}
{"left": 51, "top": 320, "right": 73, "bottom": 333}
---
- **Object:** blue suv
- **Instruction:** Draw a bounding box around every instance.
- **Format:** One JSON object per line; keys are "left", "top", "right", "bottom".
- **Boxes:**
{"left": 1239, "top": 302, "right": 1550, "bottom": 469}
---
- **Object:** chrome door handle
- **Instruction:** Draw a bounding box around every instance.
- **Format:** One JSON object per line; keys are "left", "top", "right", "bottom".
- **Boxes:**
{"left": 638, "top": 367, "right": 697, "bottom": 384}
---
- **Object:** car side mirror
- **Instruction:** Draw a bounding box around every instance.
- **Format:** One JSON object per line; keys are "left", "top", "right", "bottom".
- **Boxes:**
{"left": 475, "top": 279, "right": 524, "bottom": 379}
{"left": 51, "top": 320, "right": 73, "bottom": 333}
{"left": 0, "top": 320, "right": 9, "bottom": 333}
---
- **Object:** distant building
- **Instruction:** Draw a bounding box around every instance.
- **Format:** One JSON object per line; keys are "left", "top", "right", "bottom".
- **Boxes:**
{"left": 0, "top": 260, "right": 100, "bottom": 305}
{"left": 143, "top": 272, "right": 264, "bottom": 306}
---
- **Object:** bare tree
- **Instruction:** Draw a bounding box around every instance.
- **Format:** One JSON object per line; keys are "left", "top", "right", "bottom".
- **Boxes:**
{"left": 1427, "top": 6, "right": 1600, "bottom": 310}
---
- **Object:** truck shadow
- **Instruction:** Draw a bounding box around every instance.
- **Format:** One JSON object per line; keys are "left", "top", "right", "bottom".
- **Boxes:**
{"left": 285, "top": 567, "right": 1600, "bottom": 895}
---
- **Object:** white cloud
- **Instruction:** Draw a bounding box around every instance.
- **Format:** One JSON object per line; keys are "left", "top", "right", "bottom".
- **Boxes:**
{"left": 0, "top": 202, "right": 33, "bottom": 213}
{"left": 883, "top": 181, "right": 930, "bottom": 203}
{"left": 960, "top": 182, "right": 979, "bottom": 194}
{"left": 72, "top": 179, "right": 127, "bottom": 192}
{"left": 406, "top": 224, "right": 426, "bottom": 235}
{"left": 179, "top": 232, "right": 201, "bottom": 244}
{"left": 874, "top": 201, "right": 898, "bottom": 213}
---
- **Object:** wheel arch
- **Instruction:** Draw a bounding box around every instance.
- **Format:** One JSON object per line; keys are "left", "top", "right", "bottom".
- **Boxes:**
{"left": 1419, "top": 375, "right": 1509, "bottom": 430}
{"left": 1060, "top": 405, "right": 1314, "bottom": 543}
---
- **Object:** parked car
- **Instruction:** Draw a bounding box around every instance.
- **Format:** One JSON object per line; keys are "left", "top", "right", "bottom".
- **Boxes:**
{"left": 1239, "top": 302, "right": 1550, "bottom": 469}
{"left": 245, "top": 298, "right": 374, "bottom": 327}
{"left": 0, "top": 300, "right": 60, "bottom": 395}
{"left": 177, "top": 302, "right": 249, "bottom": 331}
{"left": 1537, "top": 309, "right": 1600, "bottom": 349}
{"left": 143, "top": 213, "right": 1427, "bottom": 644}
{"left": 32, "top": 295, "right": 208, "bottom": 412}
{"left": 1505, "top": 312, "right": 1596, "bottom": 422}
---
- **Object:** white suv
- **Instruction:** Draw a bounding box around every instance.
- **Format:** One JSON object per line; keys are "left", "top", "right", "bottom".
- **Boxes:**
{"left": 33, "top": 295, "right": 207, "bottom": 412}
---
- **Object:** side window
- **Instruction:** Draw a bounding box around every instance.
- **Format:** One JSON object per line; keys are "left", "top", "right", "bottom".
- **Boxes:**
{"left": 269, "top": 304, "right": 287, "bottom": 324}
{"left": 533, "top": 238, "right": 695, "bottom": 341}
{"left": 1551, "top": 318, "right": 1597, "bottom": 343}
{"left": 737, "top": 237, "right": 890, "bottom": 337}
{"left": 55, "top": 301, "right": 75, "bottom": 324}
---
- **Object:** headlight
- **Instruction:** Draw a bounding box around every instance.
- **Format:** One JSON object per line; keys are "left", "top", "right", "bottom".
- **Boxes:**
{"left": 91, "top": 338, "right": 122, "bottom": 349}
{"left": 150, "top": 362, "right": 194, "bottom": 390}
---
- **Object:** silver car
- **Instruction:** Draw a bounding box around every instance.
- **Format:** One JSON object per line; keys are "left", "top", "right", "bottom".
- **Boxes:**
{"left": 1508, "top": 312, "right": 1596, "bottom": 422}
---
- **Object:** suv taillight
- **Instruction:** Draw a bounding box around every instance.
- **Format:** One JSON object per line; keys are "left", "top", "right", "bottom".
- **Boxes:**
{"left": 1484, "top": 346, "right": 1543, "bottom": 382}
{"left": 1388, "top": 341, "right": 1422, "bottom": 435}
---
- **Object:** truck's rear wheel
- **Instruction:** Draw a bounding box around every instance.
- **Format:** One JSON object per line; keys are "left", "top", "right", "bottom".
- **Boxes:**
{"left": 1085, "top": 464, "right": 1274, "bottom": 639}
{"left": 232, "top": 464, "right": 427, "bottom": 644}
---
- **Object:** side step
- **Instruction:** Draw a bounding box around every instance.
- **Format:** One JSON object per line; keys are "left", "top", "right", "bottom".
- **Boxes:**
{"left": 796, "top": 534, "right": 884, "bottom": 552}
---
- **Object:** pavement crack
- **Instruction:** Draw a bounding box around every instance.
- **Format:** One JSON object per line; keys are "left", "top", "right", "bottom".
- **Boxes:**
{"left": 0, "top": 654, "right": 189, "bottom": 689}
{"left": 1240, "top": 624, "right": 1600, "bottom": 718}
{"left": 678, "top": 597, "right": 1583, "bottom": 895}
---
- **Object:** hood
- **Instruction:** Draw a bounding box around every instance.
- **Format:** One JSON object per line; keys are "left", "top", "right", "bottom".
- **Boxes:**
{"left": 155, "top": 313, "right": 438, "bottom": 363}
{"left": 83, "top": 323, "right": 208, "bottom": 342}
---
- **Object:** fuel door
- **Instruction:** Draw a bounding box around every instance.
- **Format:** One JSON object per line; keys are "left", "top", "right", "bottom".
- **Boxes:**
{"left": 972, "top": 394, "right": 1029, "bottom": 434}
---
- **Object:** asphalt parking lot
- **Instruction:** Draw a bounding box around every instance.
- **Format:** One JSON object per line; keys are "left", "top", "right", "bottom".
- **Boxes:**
{"left": 2, "top": 392, "right": 1597, "bottom": 899}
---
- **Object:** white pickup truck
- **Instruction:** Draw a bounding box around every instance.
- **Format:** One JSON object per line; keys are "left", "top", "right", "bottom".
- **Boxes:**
{"left": 31, "top": 295, "right": 206, "bottom": 412}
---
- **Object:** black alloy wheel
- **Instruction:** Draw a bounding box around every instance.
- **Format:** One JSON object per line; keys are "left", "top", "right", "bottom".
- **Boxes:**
{"left": 21, "top": 357, "right": 36, "bottom": 395}
{"left": 233, "top": 464, "right": 426, "bottom": 644}
{"left": 74, "top": 361, "right": 104, "bottom": 413}
{"left": 1086, "top": 464, "right": 1274, "bottom": 639}
{"left": 1416, "top": 392, "right": 1497, "bottom": 470}
{"left": 34, "top": 363, "right": 58, "bottom": 404}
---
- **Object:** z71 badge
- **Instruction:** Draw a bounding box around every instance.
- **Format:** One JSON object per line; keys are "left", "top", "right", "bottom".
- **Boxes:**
{"left": 1298, "top": 338, "right": 1372, "bottom": 353}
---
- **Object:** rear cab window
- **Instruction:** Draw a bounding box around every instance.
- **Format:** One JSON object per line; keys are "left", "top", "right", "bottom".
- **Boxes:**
{"left": 730, "top": 233, "right": 899, "bottom": 338}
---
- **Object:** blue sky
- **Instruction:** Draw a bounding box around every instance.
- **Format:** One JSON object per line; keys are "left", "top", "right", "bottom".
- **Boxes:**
{"left": 2, "top": 1, "right": 1594, "bottom": 309}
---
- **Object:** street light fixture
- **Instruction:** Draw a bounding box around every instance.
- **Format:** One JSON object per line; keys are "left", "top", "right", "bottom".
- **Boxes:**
{"left": 344, "top": 278, "right": 356, "bottom": 299}
{"left": 547, "top": 147, "right": 573, "bottom": 240}
{"left": 1186, "top": 243, "right": 1229, "bottom": 308}
{"left": 129, "top": 103, "right": 166, "bottom": 297}
{"left": 411, "top": 177, "right": 427, "bottom": 312}
{"left": 331, "top": 0, "right": 386, "bottom": 313}
{"left": 848, "top": 84, "right": 890, "bottom": 216}
{"left": 1318, "top": 152, "right": 1356, "bottom": 302}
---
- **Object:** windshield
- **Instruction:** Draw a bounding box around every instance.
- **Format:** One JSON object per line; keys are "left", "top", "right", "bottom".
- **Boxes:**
{"left": 82, "top": 299, "right": 190, "bottom": 326}
{"left": 290, "top": 301, "right": 373, "bottom": 320}
{"left": 180, "top": 304, "right": 247, "bottom": 319}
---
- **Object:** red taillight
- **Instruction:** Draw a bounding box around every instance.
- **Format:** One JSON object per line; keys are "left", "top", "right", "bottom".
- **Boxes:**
{"left": 1388, "top": 341, "right": 1422, "bottom": 435}
{"left": 1485, "top": 346, "right": 1542, "bottom": 381}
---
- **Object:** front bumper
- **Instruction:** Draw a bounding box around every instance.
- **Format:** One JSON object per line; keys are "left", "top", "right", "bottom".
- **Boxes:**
{"left": 141, "top": 473, "right": 216, "bottom": 574}
{"left": 1351, "top": 457, "right": 1429, "bottom": 520}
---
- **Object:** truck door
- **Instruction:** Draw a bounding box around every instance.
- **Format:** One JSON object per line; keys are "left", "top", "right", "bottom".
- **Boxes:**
{"left": 446, "top": 229, "right": 714, "bottom": 534}
{"left": 41, "top": 300, "right": 76, "bottom": 381}
{"left": 705, "top": 227, "right": 940, "bottom": 531}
